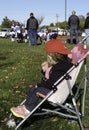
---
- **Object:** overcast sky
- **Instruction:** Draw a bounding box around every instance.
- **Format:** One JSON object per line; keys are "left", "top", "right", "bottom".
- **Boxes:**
{"left": 0, "top": 0, "right": 89, "bottom": 26}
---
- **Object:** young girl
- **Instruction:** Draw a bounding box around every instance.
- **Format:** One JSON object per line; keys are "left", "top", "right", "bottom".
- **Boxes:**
{"left": 11, "top": 39, "right": 73, "bottom": 119}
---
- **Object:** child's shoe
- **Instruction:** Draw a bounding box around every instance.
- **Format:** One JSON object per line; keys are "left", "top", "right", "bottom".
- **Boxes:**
{"left": 10, "top": 105, "right": 30, "bottom": 119}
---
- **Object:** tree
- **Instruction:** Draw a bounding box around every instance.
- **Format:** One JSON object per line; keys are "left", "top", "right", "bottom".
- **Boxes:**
{"left": 55, "top": 21, "right": 68, "bottom": 29}
{"left": 37, "top": 16, "right": 44, "bottom": 26}
{"left": 78, "top": 15, "right": 85, "bottom": 31}
{"left": 50, "top": 23, "right": 54, "bottom": 27}
{"left": 1, "top": 16, "right": 12, "bottom": 28}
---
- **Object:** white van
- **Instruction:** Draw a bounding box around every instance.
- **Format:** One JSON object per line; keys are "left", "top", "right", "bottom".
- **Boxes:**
{"left": 0, "top": 28, "right": 10, "bottom": 38}
{"left": 55, "top": 28, "right": 64, "bottom": 36}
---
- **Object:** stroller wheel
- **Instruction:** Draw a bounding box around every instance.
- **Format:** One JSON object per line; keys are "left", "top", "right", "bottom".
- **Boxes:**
{"left": 6, "top": 118, "right": 16, "bottom": 128}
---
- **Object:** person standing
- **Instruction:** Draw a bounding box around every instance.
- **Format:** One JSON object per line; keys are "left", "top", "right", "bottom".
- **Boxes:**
{"left": 10, "top": 23, "right": 15, "bottom": 42}
{"left": 84, "top": 12, "right": 89, "bottom": 44}
{"left": 68, "top": 11, "right": 80, "bottom": 44}
{"left": 15, "top": 22, "right": 23, "bottom": 43}
{"left": 26, "top": 12, "right": 39, "bottom": 46}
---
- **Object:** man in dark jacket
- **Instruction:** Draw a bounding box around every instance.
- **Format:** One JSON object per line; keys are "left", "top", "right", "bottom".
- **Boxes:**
{"left": 84, "top": 12, "right": 89, "bottom": 44}
{"left": 68, "top": 11, "right": 80, "bottom": 44}
{"left": 26, "top": 12, "right": 38, "bottom": 46}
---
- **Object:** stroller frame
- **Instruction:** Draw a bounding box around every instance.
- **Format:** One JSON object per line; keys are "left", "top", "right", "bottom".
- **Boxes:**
{"left": 8, "top": 35, "right": 89, "bottom": 130}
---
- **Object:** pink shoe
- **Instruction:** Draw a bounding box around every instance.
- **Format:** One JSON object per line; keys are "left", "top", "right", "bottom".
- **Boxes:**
{"left": 10, "top": 105, "right": 30, "bottom": 119}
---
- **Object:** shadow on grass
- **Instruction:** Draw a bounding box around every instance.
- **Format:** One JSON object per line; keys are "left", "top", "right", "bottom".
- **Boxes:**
{"left": 17, "top": 114, "right": 60, "bottom": 130}
{"left": 0, "top": 62, "right": 15, "bottom": 68}
{"left": 0, "top": 51, "right": 16, "bottom": 68}
{"left": 0, "top": 56, "right": 7, "bottom": 60}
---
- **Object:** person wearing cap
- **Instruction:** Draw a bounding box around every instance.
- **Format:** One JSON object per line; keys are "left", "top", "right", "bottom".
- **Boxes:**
{"left": 68, "top": 11, "right": 80, "bottom": 44}
{"left": 84, "top": 12, "right": 89, "bottom": 44}
{"left": 10, "top": 39, "right": 73, "bottom": 119}
{"left": 26, "top": 12, "right": 39, "bottom": 46}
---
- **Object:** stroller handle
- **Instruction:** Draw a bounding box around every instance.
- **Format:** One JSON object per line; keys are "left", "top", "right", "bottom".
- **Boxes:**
{"left": 80, "top": 33, "right": 89, "bottom": 43}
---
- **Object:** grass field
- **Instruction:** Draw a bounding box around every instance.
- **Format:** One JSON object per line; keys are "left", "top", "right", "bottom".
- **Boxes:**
{"left": 0, "top": 38, "right": 89, "bottom": 130}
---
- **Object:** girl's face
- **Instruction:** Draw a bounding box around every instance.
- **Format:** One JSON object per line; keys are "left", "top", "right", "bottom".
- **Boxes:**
{"left": 47, "top": 55, "right": 57, "bottom": 66}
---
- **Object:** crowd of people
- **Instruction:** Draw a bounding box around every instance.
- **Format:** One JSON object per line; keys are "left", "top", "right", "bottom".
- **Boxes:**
{"left": 10, "top": 22, "right": 28, "bottom": 43}
{"left": 10, "top": 11, "right": 89, "bottom": 45}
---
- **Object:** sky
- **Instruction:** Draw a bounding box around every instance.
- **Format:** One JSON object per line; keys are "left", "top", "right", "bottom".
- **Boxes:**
{"left": 0, "top": 0, "right": 89, "bottom": 26}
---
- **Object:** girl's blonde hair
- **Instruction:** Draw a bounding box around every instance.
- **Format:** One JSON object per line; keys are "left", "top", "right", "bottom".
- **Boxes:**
{"left": 47, "top": 52, "right": 68, "bottom": 66}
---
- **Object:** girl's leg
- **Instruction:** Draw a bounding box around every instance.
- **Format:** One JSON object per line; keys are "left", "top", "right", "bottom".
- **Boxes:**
{"left": 25, "top": 86, "right": 50, "bottom": 111}
{"left": 10, "top": 86, "right": 50, "bottom": 119}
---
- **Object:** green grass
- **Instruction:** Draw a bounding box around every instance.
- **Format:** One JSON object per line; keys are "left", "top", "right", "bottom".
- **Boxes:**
{"left": 0, "top": 38, "right": 89, "bottom": 130}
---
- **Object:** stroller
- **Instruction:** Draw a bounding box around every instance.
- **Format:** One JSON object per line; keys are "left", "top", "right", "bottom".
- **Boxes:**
{"left": 7, "top": 35, "right": 89, "bottom": 130}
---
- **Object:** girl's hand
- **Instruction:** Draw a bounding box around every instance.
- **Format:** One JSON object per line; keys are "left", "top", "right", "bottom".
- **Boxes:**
{"left": 41, "top": 61, "right": 48, "bottom": 72}
{"left": 29, "top": 85, "right": 33, "bottom": 88}
{"left": 35, "top": 85, "right": 38, "bottom": 88}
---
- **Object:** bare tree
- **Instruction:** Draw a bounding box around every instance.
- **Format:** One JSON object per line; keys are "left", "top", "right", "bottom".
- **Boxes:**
{"left": 37, "top": 16, "right": 44, "bottom": 26}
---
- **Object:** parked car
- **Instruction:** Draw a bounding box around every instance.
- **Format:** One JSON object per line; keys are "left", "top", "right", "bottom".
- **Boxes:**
{"left": 48, "top": 30, "right": 58, "bottom": 39}
{"left": 54, "top": 28, "right": 65, "bottom": 36}
{"left": 81, "top": 32, "right": 86, "bottom": 37}
{"left": 37, "top": 31, "right": 46, "bottom": 39}
{"left": 38, "top": 30, "right": 58, "bottom": 41}
{"left": 0, "top": 28, "right": 10, "bottom": 38}
{"left": 58, "top": 29, "right": 64, "bottom": 36}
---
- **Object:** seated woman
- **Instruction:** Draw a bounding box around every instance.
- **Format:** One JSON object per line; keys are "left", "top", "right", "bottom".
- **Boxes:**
{"left": 10, "top": 39, "right": 73, "bottom": 119}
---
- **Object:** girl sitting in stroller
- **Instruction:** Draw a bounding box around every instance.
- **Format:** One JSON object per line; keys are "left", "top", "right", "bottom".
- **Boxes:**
{"left": 10, "top": 39, "right": 73, "bottom": 119}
